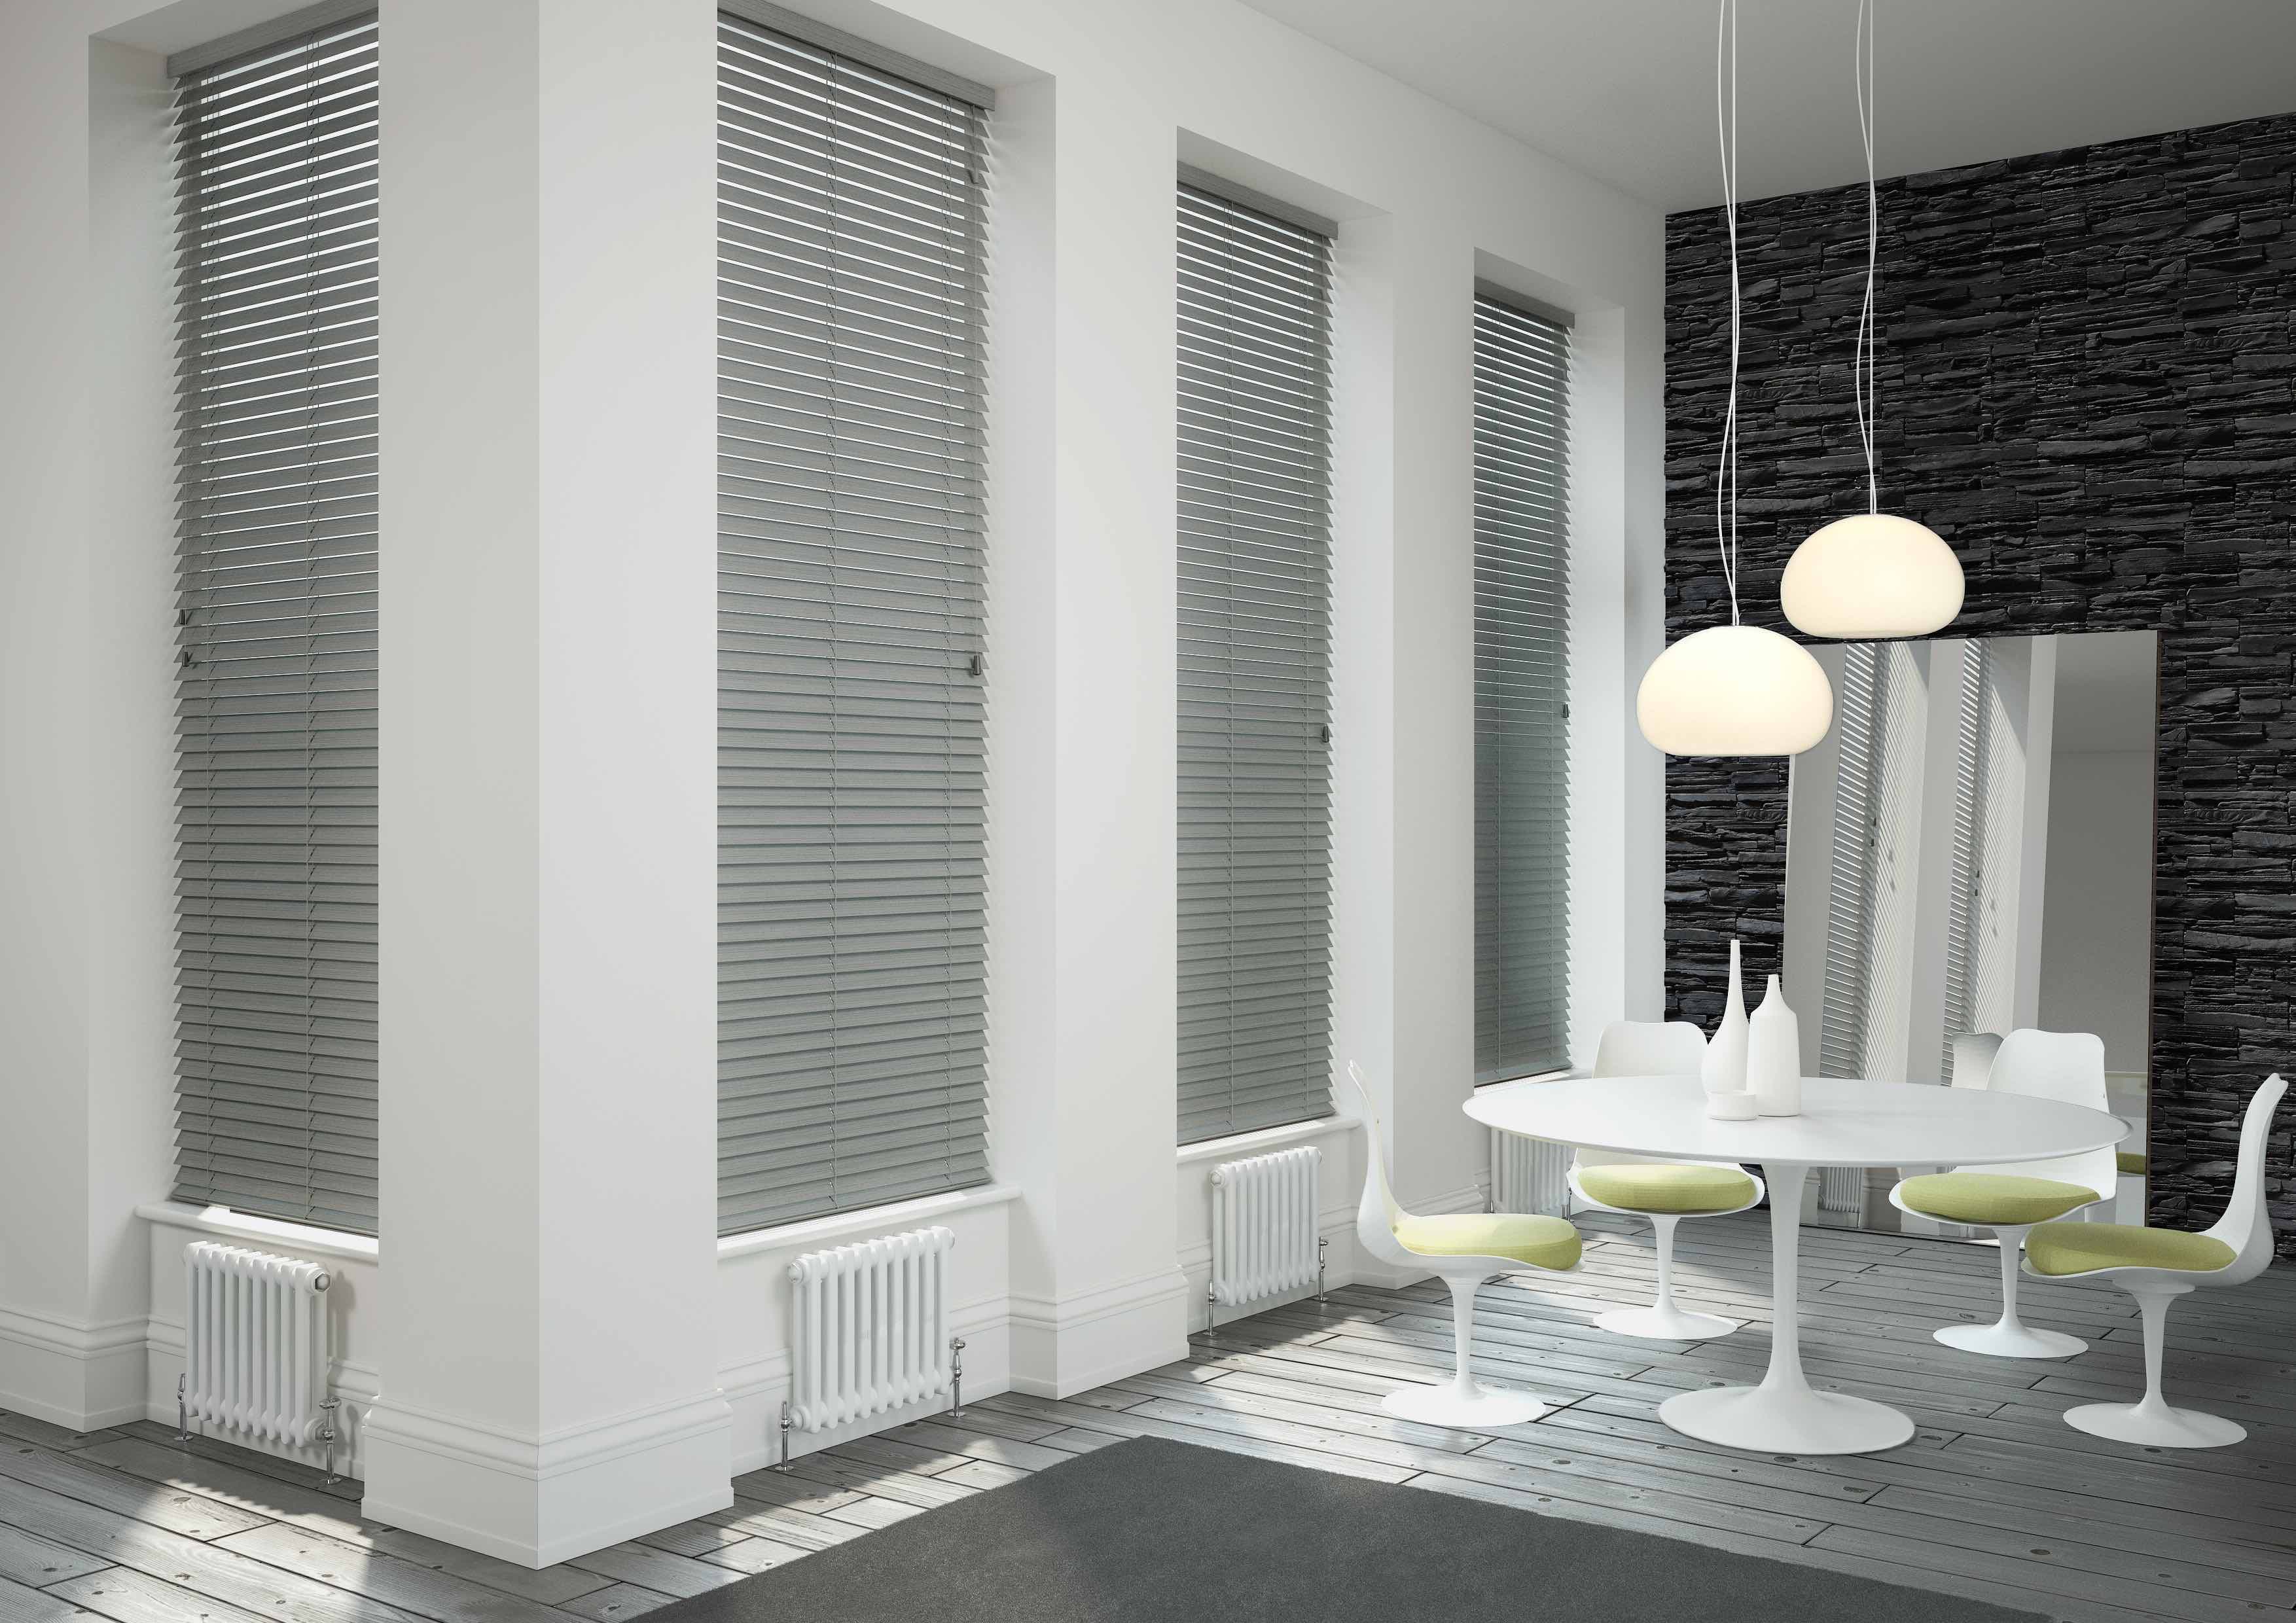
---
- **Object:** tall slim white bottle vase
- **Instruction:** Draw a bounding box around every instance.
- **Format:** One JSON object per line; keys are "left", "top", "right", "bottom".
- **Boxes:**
{"left": 1747, "top": 974, "right": 1803, "bottom": 1117}
{"left": 1701, "top": 940, "right": 1749, "bottom": 1097}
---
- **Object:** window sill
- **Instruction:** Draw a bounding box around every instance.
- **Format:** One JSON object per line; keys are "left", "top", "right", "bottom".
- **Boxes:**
{"left": 1475, "top": 1066, "right": 1582, "bottom": 1089}
{"left": 135, "top": 1201, "right": 380, "bottom": 1264}
{"left": 1177, "top": 1113, "right": 1360, "bottom": 1168}
{"left": 715, "top": 1183, "right": 1022, "bottom": 1263}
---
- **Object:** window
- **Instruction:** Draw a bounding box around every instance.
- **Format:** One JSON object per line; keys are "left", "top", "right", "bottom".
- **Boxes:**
{"left": 1472, "top": 291, "right": 1571, "bottom": 1084}
{"left": 716, "top": 9, "right": 992, "bottom": 1234}
{"left": 170, "top": 8, "right": 381, "bottom": 1235}
{"left": 1175, "top": 177, "right": 1336, "bottom": 1145}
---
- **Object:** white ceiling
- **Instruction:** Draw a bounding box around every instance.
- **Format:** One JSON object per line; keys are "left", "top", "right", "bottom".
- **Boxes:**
{"left": 1239, "top": 0, "right": 2296, "bottom": 211}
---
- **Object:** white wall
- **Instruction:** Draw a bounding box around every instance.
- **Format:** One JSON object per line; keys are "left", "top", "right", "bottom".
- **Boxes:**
{"left": 0, "top": 0, "right": 1665, "bottom": 1565}
{"left": 2038, "top": 751, "right": 2155, "bottom": 1077}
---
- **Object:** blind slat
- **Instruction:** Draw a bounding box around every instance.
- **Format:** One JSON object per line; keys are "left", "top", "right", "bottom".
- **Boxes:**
{"left": 1176, "top": 183, "right": 1336, "bottom": 1146}
{"left": 171, "top": 11, "right": 380, "bottom": 1235}
{"left": 717, "top": 12, "right": 991, "bottom": 1236}
{"left": 1473, "top": 294, "right": 1571, "bottom": 1086}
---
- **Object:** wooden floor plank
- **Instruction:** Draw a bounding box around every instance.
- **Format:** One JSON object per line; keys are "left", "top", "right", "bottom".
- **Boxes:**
{"left": 214, "top": 1522, "right": 590, "bottom": 1623}
{"left": 0, "top": 1473, "right": 426, "bottom": 1623}
{"left": 46, "top": 1567, "right": 276, "bottom": 1623}
{"left": 0, "top": 1444, "right": 272, "bottom": 1542}
{"left": 0, "top": 1522, "right": 107, "bottom": 1588}
{"left": 562, "top": 1541, "right": 748, "bottom": 1601}
{"left": 551, "top": 1583, "right": 672, "bottom": 1622}
{"left": 0, "top": 1570, "right": 106, "bottom": 1623}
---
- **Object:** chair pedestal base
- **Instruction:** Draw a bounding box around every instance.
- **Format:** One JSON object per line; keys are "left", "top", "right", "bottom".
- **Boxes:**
{"left": 2063, "top": 1399, "right": 2246, "bottom": 1450}
{"left": 1933, "top": 1319, "right": 2086, "bottom": 1360}
{"left": 1596, "top": 1303, "right": 1742, "bottom": 1342}
{"left": 1381, "top": 1382, "right": 1547, "bottom": 1427}
{"left": 1660, "top": 1383, "right": 1914, "bottom": 1454}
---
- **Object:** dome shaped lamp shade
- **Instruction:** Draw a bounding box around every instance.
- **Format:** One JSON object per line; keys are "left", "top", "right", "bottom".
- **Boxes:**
{"left": 1780, "top": 512, "right": 1964, "bottom": 639}
{"left": 1637, "top": 624, "right": 1835, "bottom": 757}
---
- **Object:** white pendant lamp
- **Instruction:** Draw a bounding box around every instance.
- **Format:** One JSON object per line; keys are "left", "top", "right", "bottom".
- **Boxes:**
{"left": 1779, "top": 0, "right": 1963, "bottom": 639}
{"left": 1638, "top": 0, "right": 1834, "bottom": 758}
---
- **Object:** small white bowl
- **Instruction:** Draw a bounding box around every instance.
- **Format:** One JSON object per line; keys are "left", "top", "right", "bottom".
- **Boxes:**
{"left": 1704, "top": 1090, "right": 1759, "bottom": 1121}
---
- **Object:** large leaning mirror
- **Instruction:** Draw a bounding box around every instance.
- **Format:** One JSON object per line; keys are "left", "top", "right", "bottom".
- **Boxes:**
{"left": 1781, "top": 630, "right": 2158, "bottom": 1238}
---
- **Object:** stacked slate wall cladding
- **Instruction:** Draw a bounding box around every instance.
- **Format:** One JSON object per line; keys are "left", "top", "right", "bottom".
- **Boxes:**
{"left": 1664, "top": 114, "right": 2295, "bottom": 1244}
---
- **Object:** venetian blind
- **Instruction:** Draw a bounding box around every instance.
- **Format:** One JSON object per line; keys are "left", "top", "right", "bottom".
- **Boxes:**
{"left": 170, "top": 8, "right": 381, "bottom": 1236}
{"left": 1471, "top": 290, "right": 1571, "bottom": 1084}
{"left": 717, "top": 11, "right": 992, "bottom": 1233}
{"left": 1176, "top": 180, "right": 1336, "bottom": 1145}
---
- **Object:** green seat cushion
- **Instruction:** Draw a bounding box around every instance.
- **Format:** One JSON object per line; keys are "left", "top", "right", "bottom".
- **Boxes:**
{"left": 1393, "top": 1212, "right": 1581, "bottom": 1272}
{"left": 2026, "top": 1222, "right": 2236, "bottom": 1277}
{"left": 1576, "top": 1162, "right": 1759, "bottom": 1215}
{"left": 2116, "top": 1150, "right": 2148, "bottom": 1176}
{"left": 1895, "top": 1172, "right": 2102, "bottom": 1226}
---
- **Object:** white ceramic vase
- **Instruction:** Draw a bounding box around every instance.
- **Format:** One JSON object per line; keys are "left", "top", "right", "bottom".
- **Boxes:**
{"left": 1747, "top": 973, "right": 1802, "bottom": 1117}
{"left": 1700, "top": 940, "right": 1749, "bottom": 1099}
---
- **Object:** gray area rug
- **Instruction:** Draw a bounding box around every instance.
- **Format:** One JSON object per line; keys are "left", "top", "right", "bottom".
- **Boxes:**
{"left": 647, "top": 1436, "right": 2044, "bottom": 1622}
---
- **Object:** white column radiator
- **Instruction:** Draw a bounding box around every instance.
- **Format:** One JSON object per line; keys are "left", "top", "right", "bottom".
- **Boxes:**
{"left": 1819, "top": 1168, "right": 1865, "bottom": 1213}
{"left": 1209, "top": 1145, "right": 1322, "bottom": 1307}
{"left": 181, "top": 1241, "right": 335, "bottom": 1451}
{"left": 787, "top": 1225, "right": 957, "bottom": 1433}
{"left": 1491, "top": 1128, "right": 1571, "bottom": 1216}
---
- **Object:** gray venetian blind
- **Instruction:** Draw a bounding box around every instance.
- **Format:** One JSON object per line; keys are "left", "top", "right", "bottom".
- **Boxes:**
{"left": 1472, "top": 291, "right": 1571, "bottom": 1084}
{"left": 1176, "top": 181, "right": 1336, "bottom": 1145}
{"left": 717, "top": 11, "right": 992, "bottom": 1234}
{"left": 170, "top": 9, "right": 380, "bottom": 1236}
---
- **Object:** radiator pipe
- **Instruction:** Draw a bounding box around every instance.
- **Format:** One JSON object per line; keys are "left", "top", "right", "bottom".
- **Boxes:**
{"left": 318, "top": 1397, "right": 341, "bottom": 1486}
{"left": 176, "top": 1374, "right": 190, "bottom": 1447}
{"left": 1318, "top": 1236, "right": 1328, "bottom": 1302}
{"left": 774, "top": 1400, "right": 794, "bottom": 1472}
{"left": 950, "top": 1336, "right": 966, "bottom": 1418}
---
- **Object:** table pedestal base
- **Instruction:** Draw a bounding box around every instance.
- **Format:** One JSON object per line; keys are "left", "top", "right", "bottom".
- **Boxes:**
{"left": 1659, "top": 1384, "right": 1914, "bottom": 1454}
{"left": 1653, "top": 1161, "right": 1918, "bottom": 1457}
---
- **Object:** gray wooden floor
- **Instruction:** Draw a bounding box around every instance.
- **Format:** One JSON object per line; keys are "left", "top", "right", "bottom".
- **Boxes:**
{"left": 4, "top": 1208, "right": 2293, "bottom": 1623}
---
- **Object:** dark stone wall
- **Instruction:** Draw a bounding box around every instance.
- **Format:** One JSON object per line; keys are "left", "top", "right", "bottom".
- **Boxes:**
{"left": 1664, "top": 115, "right": 2295, "bottom": 1245}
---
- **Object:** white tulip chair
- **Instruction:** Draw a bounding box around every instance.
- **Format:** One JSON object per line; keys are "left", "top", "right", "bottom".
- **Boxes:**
{"left": 1565, "top": 1021, "right": 1763, "bottom": 1341}
{"left": 1346, "top": 1063, "right": 1581, "bottom": 1425}
{"left": 2022, "top": 1073, "right": 2286, "bottom": 1448}
{"left": 1890, "top": 1030, "right": 2118, "bottom": 1358}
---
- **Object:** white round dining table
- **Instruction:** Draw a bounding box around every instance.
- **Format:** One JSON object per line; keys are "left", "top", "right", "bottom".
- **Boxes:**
{"left": 1464, "top": 1075, "right": 2125, "bottom": 1455}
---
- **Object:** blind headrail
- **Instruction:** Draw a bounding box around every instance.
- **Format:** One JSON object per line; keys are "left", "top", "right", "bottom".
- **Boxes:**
{"left": 719, "top": 0, "right": 996, "bottom": 109}
{"left": 165, "top": 0, "right": 375, "bottom": 78}
{"left": 1178, "top": 163, "right": 1338, "bottom": 240}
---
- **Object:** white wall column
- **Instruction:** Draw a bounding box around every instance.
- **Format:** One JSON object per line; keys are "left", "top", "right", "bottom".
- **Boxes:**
{"left": 1384, "top": 231, "right": 1488, "bottom": 1226}
{"left": 367, "top": 0, "right": 727, "bottom": 1566}
{"left": 990, "top": 75, "right": 1191, "bottom": 1397}
{"left": 0, "top": 21, "right": 177, "bottom": 1434}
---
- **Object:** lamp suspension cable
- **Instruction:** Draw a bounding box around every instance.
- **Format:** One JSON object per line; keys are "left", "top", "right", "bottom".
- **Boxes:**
{"left": 1715, "top": 0, "right": 1742, "bottom": 624}
{"left": 1774, "top": 0, "right": 1962, "bottom": 643}
{"left": 1632, "top": 0, "right": 1835, "bottom": 757}
{"left": 1854, "top": 0, "right": 1877, "bottom": 514}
